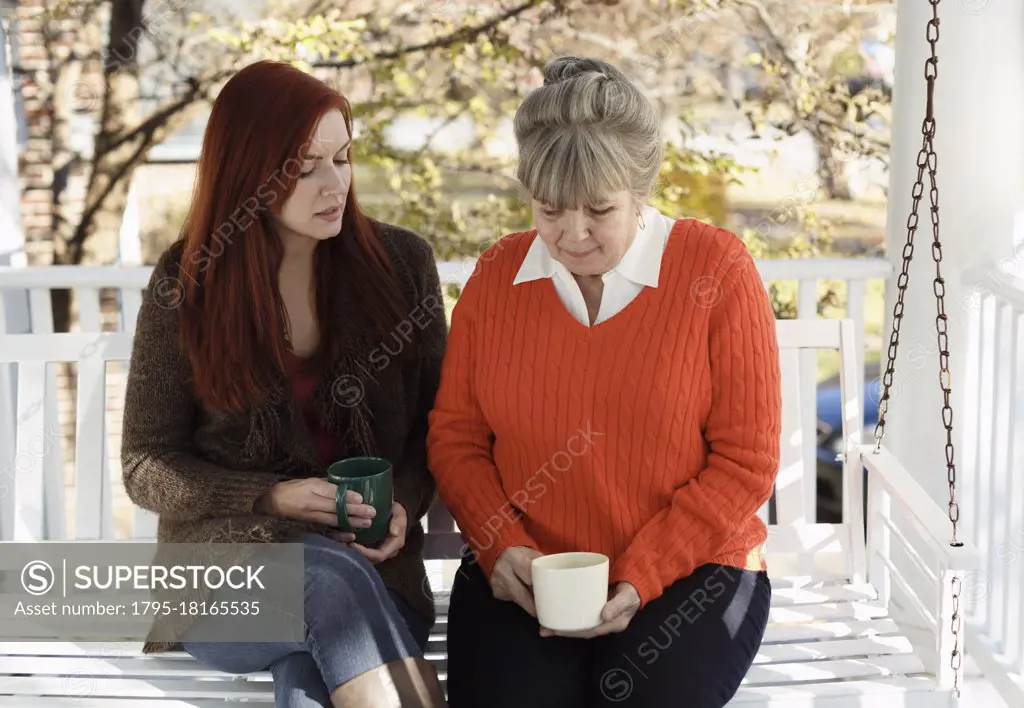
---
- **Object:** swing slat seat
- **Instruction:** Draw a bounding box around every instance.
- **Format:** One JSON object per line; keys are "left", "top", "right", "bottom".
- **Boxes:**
{"left": 0, "top": 317, "right": 981, "bottom": 707}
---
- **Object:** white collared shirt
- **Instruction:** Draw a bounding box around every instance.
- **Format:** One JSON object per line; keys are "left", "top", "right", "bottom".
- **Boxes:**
{"left": 512, "top": 204, "right": 677, "bottom": 326}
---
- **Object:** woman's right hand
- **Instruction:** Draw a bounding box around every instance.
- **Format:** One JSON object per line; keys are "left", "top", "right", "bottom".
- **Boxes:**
{"left": 490, "top": 546, "right": 543, "bottom": 617}
{"left": 254, "top": 478, "right": 377, "bottom": 543}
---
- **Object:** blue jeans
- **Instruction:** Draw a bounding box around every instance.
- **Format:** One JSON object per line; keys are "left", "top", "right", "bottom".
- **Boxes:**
{"left": 181, "top": 533, "right": 432, "bottom": 707}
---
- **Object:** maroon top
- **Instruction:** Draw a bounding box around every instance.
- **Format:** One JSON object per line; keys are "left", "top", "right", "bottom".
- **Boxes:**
{"left": 285, "top": 351, "right": 342, "bottom": 466}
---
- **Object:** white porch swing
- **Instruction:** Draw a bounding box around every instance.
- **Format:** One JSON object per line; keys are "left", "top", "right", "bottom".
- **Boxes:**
{"left": 0, "top": 0, "right": 985, "bottom": 705}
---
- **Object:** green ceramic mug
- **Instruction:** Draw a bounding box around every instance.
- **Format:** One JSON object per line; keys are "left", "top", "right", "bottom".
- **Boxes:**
{"left": 325, "top": 456, "right": 393, "bottom": 546}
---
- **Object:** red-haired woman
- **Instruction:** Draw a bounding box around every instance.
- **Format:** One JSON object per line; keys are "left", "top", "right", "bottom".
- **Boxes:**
{"left": 121, "top": 60, "right": 448, "bottom": 708}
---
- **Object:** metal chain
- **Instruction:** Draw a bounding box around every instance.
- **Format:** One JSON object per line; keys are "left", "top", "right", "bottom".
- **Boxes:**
{"left": 870, "top": 0, "right": 963, "bottom": 697}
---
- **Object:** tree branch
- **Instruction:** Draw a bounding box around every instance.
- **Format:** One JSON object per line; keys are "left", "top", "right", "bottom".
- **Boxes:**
{"left": 312, "top": 0, "right": 545, "bottom": 68}
{"left": 97, "top": 70, "right": 229, "bottom": 157}
{"left": 63, "top": 74, "right": 222, "bottom": 259}
{"left": 729, "top": 0, "right": 803, "bottom": 77}
{"left": 63, "top": 89, "right": 199, "bottom": 260}
{"left": 65, "top": 131, "right": 151, "bottom": 262}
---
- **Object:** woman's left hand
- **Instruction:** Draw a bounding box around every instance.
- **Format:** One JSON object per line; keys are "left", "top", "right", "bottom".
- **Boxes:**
{"left": 539, "top": 582, "right": 641, "bottom": 639}
{"left": 350, "top": 502, "right": 407, "bottom": 563}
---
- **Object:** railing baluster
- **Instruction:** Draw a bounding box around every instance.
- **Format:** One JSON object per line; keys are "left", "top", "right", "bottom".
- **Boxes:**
{"left": 134, "top": 505, "right": 159, "bottom": 540}
{"left": 26, "top": 287, "right": 66, "bottom": 541}
{"left": 774, "top": 348, "right": 805, "bottom": 527}
{"left": 0, "top": 300, "right": 14, "bottom": 541}
{"left": 27, "top": 287, "right": 53, "bottom": 334}
{"left": 797, "top": 278, "right": 818, "bottom": 524}
{"left": 866, "top": 480, "right": 891, "bottom": 606}
{"left": 961, "top": 289, "right": 985, "bottom": 586}
{"left": 76, "top": 287, "right": 102, "bottom": 333}
{"left": 845, "top": 278, "right": 867, "bottom": 397}
{"left": 74, "top": 355, "right": 108, "bottom": 540}
{"left": 121, "top": 289, "right": 143, "bottom": 335}
{"left": 14, "top": 361, "right": 46, "bottom": 541}
{"left": 990, "top": 302, "right": 1015, "bottom": 647}
{"left": 1008, "top": 308, "right": 1024, "bottom": 669}
{"left": 976, "top": 295, "right": 998, "bottom": 632}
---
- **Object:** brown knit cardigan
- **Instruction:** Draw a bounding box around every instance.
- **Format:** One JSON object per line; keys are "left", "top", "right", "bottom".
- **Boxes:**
{"left": 121, "top": 221, "right": 447, "bottom": 653}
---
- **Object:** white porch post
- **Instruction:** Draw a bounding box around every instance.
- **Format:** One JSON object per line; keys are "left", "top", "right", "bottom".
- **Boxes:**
{"left": 883, "top": 0, "right": 1024, "bottom": 509}
{"left": 1, "top": 10, "right": 29, "bottom": 542}
{"left": 0, "top": 13, "right": 27, "bottom": 297}
{"left": 0, "top": 10, "right": 26, "bottom": 278}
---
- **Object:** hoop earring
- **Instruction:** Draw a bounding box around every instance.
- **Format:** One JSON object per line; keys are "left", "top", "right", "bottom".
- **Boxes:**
{"left": 637, "top": 211, "right": 646, "bottom": 230}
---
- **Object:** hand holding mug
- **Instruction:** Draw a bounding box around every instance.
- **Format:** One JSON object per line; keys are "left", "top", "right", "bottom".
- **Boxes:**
{"left": 531, "top": 551, "right": 614, "bottom": 636}
{"left": 538, "top": 581, "right": 640, "bottom": 638}
{"left": 351, "top": 501, "right": 408, "bottom": 564}
{"left": 253, "top": 478, "right": 377, "bottom": 543}
{"left": 325, "top": 456, "right": 394, "bottom": 547}
{"left": 490, "top": 546, "right": 544, "bottom": 617}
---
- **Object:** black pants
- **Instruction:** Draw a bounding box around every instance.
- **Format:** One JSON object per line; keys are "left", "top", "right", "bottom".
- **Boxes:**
{"left": 445, "top": 556, "right": 771, "bottom": 708}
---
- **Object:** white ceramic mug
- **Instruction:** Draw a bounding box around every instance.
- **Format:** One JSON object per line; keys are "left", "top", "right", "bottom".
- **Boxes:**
{"left": 531, "top": 552, "right": 610, "bottom": 632}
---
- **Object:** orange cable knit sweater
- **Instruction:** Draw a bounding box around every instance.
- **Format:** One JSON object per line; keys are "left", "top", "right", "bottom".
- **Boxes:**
{"left": 426, "top": 219, "right": 782, "bottom": 607}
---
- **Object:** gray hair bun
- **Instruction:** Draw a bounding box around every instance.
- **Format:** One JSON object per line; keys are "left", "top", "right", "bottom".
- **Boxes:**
{"left": 542, "top": 56, "right": 630, "bottom": 86}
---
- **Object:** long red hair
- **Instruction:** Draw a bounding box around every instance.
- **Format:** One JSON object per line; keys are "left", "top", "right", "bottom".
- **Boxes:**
{"left": 174, "top": 60, "right": 407, "bottom": 413}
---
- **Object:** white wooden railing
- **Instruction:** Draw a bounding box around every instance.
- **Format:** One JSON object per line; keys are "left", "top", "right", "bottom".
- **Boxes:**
{"left": 959, "top": 264, "right": 1024, "bottom": 705}
{"left": 0, "top": 256, "right": 894, "bottom": 335}
{"left": 0, "top": 257, "right": 892, "bottom": 546}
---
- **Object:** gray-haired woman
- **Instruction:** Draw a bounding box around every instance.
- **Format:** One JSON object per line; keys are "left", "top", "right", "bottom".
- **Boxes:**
{"left": 426, "top": 56, "right": 781, "bottom": 707}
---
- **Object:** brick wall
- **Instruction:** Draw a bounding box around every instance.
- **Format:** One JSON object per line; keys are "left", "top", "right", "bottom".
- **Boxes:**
{"left": 14, "top": 3, "right": 57, "bottom": 265}
{"left": 14, "top": 0, "right": 106, "bottom": 266}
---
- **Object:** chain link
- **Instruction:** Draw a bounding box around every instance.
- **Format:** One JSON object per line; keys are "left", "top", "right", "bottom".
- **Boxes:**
{"left": 870, "top": 0, "right": 963, "bottom": 697}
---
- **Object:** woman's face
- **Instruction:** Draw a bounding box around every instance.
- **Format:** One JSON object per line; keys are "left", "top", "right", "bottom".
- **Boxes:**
{"left": 276, "top": 109, "right": 352, "bottom": 245}
{"left": 533, "top": 190, "right": 639, "bottom": 277}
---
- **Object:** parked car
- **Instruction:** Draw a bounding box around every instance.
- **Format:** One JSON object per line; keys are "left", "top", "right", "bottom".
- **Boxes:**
{"left": 814, "top": 366, "right": 881, "bottom": 522}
